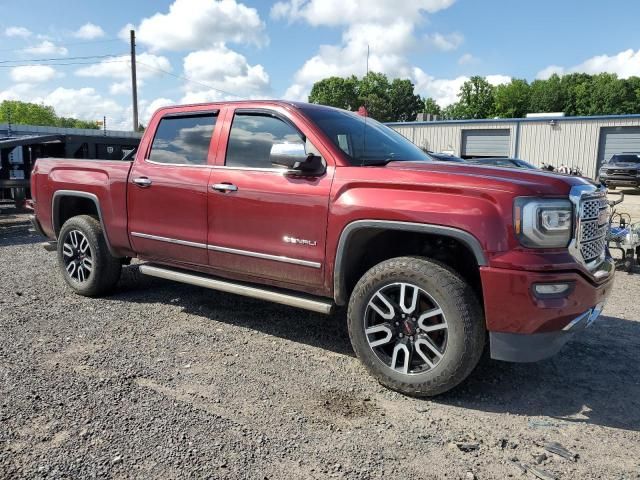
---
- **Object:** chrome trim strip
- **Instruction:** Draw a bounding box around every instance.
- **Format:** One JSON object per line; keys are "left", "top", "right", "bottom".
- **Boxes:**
{"left": 51, "top": 190, "right": 117, "bottom": 257}
{"left": 139, "top": 264, "right": 333, "bottom": 314}
{"left": 562, "top": 310, "right": 590, "bottom": 331}
{"left": 144, "top": 159, "right": 213, "bottom": 168}
{"left": 131, "top": 232, "right": 207, "bottom": 249}
{"left": 207, "top": 244, "right": 322, "bottom": 268}
{"left": 333, "top": 220, "right": 487, "bottom": 305}
{"left": 210, "top": 165, "right": 290, "bottom": 173}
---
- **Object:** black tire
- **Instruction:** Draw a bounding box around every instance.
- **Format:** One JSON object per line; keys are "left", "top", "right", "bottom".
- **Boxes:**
{"left": 57, "top": 215, "right": 121, "bottom": 297}
{"left": 347, "top": 256, "right": 485, "bottom": 397}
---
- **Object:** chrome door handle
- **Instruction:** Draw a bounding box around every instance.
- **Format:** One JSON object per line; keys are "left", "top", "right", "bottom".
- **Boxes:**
{"left": 211, "top": 183, "right": 238, "bottom": 193}
{"left": 133, "top": 177, "right": 152, "bottom": 187}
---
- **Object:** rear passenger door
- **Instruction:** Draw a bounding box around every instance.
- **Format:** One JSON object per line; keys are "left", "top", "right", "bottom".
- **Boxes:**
{"left": 128, "top": 110, "right": 219, "bottom": 266}
{"left": 207, "top": 107, "right": 334, "bottom": 289}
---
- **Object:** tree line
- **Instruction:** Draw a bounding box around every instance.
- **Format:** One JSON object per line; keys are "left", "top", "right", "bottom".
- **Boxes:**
{"left": 309, "top": 72, "right": 640, "bottom": 122}
{"left": 0, "top": 100, "right": 100, "bottom": 130}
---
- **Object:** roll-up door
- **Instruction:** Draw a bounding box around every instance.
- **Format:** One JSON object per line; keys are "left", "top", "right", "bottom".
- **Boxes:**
{"left": 461, "top": 129, "right": 510, "bottom": 158}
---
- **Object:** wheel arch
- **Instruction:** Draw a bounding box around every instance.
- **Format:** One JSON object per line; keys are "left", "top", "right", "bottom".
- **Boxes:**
{"left": 333, "top": 220, "right": 487, "bottom": 305}
{"left": 52, "top": 190, "right": 118, "bottom": 257}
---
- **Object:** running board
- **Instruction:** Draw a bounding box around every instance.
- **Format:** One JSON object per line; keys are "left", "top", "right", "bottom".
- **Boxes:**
{"left": 138, "top": 264, "right": 334, "bottom": 315}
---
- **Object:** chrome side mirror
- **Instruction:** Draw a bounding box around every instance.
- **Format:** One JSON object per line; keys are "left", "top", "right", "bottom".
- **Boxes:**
{"left": 270, "top": 142, "right": 325, "bottom": 176}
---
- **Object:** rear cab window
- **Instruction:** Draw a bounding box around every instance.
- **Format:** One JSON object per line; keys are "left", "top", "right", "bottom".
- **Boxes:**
{"left": 148, "top": 113, "right": 217, "bottom": 165}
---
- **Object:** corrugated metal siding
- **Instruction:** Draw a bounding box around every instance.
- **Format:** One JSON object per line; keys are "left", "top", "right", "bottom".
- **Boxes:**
{"left": 461, "top": 129, "right": 510, "bottom": 157}
{"left": 391, "top": 117, "right": 640, "bottom": 179}
{"left": 392, "top": 122, "right": 516, "bottom": 157}
{"left": 597, "top": 127, "right": 640, "bottom": 167}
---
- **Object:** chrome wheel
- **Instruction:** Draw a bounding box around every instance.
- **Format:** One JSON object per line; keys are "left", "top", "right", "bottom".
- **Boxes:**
{"left": 364, "top": 282, "right": 448, "bottom": 375}
{"left": 62, "top": 229, "right": 93, "bottom": 283}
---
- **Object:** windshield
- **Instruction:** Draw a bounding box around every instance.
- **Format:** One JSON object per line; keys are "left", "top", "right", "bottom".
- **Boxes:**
{"left": 609, "top": 154, "right": 640, "bottom": 163}
{"left": 300, "top": 105, "right": 431, "bottom": 165}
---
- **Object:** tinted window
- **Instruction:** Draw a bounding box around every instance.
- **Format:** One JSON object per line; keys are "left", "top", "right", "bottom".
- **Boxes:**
{"left": 609, "top": 154, "right": 640, "bottom": 163}
{"left": 226, "top": 113, "right": 304, "bottom": 168}
{"left": 300, "top": 106, "right": 430, "bottom": 165}
{"left": 149, "top": 114, "right": 217, "bottom": 165}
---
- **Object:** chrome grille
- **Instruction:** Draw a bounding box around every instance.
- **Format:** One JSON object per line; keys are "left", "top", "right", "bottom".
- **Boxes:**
{"left": 577, "top": 192, "right": 608, "bottom": 264}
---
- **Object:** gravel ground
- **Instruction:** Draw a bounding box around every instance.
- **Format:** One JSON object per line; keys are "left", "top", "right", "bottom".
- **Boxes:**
{"left": 1, "top": 205, "right": 639, "bottom": 479}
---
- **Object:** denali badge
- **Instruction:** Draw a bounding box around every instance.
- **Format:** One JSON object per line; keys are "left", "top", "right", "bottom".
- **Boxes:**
{"left": 283, "top": 236, "right": 317, "bottom": 246}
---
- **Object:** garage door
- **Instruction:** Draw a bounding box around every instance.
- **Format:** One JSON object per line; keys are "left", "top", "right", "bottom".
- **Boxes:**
{"left": 461, "top": 129, "right": 511, "bottom": 158}
{"left": 597, "top": 127, "right": 640, "bottom": 168}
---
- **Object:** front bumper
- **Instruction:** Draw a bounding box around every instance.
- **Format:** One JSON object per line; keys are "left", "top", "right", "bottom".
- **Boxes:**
{"left": 600, "top": 175, "right": 640, "bottom": 188}
{"left": 490, "top": 303, "right": 604, "bottom": 362}
{"left": 481, "top": 258, "right": 614, "bottom": 362}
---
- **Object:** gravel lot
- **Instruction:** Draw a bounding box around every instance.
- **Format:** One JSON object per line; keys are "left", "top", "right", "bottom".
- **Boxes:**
{"left": 1, "top": 202, "right": 639, "bottom": 479}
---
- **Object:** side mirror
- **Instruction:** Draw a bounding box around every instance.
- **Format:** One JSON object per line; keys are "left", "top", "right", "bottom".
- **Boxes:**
{"left": 270, "top": 143, "right": 324, "bottom": 176}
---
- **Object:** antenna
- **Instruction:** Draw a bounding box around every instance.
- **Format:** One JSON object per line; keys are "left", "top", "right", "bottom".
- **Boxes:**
{"left": 361, "top": 44, "right": 369, "bottom": 166}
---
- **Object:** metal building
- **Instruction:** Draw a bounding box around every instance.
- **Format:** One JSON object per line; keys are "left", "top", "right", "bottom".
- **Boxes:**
{"left": 388, "top": 114, "right": 640, "bottom": 179}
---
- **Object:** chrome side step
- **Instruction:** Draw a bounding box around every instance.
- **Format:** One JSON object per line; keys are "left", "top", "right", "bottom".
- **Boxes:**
{"left": 138, "top": 264, "right": 334, "bottom": 315}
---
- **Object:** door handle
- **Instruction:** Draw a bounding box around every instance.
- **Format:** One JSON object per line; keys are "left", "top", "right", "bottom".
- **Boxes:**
{"left": 133, "top": 177, "right": 152, "bottom": 187}
{"left": 211, "top": 183, "right": 238, "bottom": 193}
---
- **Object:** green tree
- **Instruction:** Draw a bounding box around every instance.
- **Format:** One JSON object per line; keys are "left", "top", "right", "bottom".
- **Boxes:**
{"left": 308, "top": 76, "right": 359, "bottom": 110}
{"left": 0, "top": 100, "right": 99, "bottom": 129}
{"left": 388, "top": 78, "right": 423, "bottom": 122}
{"left": 586, "top": 73, "right": 629, "bottom": 115}
{"left": 493, "top": 79, "right": 530, "bottom": 118}
{"left": 308, "top": 72, "right": 424, "bottom": 122}
{"left": 423, "top": 97, "right": 442, "bottom": 116}
{"left": 529, "top": 74, "right": 565, "bottom": 113}
{"left": 441, "top": 102, "right": 468, "bottom": 120}
{"left": 457, "top": 76, "right": 495, "bottom": 119}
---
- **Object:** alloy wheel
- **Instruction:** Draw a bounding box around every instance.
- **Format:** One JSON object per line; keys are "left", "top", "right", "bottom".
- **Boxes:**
{"left": 364, "top": 282, "right": 448, "bottom": 375}
{"left": 62, "top": 229, "right": 93, "bottom": 283}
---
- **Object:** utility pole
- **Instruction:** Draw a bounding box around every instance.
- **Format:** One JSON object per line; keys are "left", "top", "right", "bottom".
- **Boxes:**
{"left": 130, "top": 29, "right": 139, "bottom": 132}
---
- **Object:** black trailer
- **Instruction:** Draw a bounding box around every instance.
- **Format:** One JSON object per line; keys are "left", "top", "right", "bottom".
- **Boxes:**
{"left": 0, "top": 124, "right": 141, "bottom": 208}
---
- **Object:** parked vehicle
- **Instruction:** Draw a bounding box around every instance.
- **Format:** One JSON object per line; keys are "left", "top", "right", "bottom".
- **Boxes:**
{"left": 469, "top": 158, "right": 538, "bottom": 169}
{"left": 606, "top": 192, "right": 640, "bottom": 272}
{"left": 598, "top": 153, "right": 640, "bottom": 189}
{"left": 30, "top": 101, "right": 614, "bottom": 396}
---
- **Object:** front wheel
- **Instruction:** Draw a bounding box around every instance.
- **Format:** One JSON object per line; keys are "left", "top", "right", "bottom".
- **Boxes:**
{"left": 347, "top": 256, "right": 485, "bottom": 397}
{"left": 57, "top": 215, "right": 122, "bottom": 297}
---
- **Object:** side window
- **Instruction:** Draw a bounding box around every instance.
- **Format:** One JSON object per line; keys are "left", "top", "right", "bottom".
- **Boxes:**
{"left": 225, "top": 112, "right": 304, "bottom": 168}
{"left": 148, "top": 114, "right": 217, "bottom": 165}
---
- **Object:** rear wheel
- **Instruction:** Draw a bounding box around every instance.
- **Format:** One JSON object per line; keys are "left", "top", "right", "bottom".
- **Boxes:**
{"left": 57, "top": 215, "right": 121, "bottom": 296}
{"left": 348, "top": 256, "right": 485, "bottom": 397}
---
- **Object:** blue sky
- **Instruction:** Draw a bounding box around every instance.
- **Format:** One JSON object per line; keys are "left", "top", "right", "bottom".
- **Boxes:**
{"left": 1, "top": 0, "right": 639, "bottom": 129}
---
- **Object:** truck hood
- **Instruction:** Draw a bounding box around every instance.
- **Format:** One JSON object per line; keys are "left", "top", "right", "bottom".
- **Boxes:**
{"left": 604, "top": 161, "right": 640, "bottom": 169}
{"left": 384, "top": 161, "right": 594, "bottom": 196}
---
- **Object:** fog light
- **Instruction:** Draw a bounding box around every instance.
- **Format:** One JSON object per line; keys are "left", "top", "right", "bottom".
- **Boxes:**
{"left": 533, "top": 283, "right": 573, "bottom": 298}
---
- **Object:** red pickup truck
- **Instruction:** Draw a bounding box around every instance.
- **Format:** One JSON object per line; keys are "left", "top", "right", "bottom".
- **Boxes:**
{"left": 30, "top": 101, "right": 614, "bottom": 396}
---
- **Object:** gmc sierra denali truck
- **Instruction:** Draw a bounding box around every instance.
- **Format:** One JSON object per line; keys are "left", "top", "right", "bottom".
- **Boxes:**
{"left": 30, "top": 101, "right": 614, "bottom": 396}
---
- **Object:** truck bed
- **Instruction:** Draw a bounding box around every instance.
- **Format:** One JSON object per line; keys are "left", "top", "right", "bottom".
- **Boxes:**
{"left": 31, "top": 158, "right": 134, "bottom": 256}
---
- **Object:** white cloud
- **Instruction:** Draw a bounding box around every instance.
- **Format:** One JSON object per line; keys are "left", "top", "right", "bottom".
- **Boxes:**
{"left": 143, "top": 97, "right": 175, "bottom": 123}
{"left": 74, "top": 22, "right": 105, "bottom": 40}
{"left": 271, "top": 0, "right": 456, "bottom": 26}
{"left": 0, "top": 83, "right": 34, "bottom": 101}
{"left": 275, "top": 0, "right": 463, "bottom": 101}
{"left": 35, "top": 87, "right": 126, "bottom": 125}
{"left": 132, "top": 0, "right": 267, "bottom": 51}
{"left": 10, "top": 65, "right": 58, "bottom": 83}
{"left": 537, "top": 49, "right": 640, "bottom": 80}
{"left": 486, "top": 74, "right": 511, "bottom": 86}
{"left": 181, "top": 45, "right": 271, "bottom": 102}
{"left": 24, "top": 41, "right": 68, "bottom": 56}
{"left": 457, "top": 53, "right": 476, "bottom": 65}
{"left": 5, "top": 26, "right": 32, "bottom": 38}
{"left": 424, "top": 32, "right": 463, "bottom": 51}
{"left": 76, "top": 52, "right": 171, "bottom": 80}
{"left": 109, "top": 81, "right": 130, "bottom": 95}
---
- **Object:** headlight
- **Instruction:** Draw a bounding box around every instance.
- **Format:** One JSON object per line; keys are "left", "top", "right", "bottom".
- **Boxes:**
{"left": 514, "top": 198, "right": 573, "bottom": 248}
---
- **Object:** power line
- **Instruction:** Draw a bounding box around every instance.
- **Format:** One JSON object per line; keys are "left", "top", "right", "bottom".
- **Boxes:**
{"left": 0, "top": 59, "right": 127, "bottom": 69}
{"left": 0, "top": 53, "right": 124, "bottom": 65}
{"left": 136, "top": 61, "right": 246, "bottom": 99}
{"left": 0, "top": 38, "right": 123, "bottom": 53}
